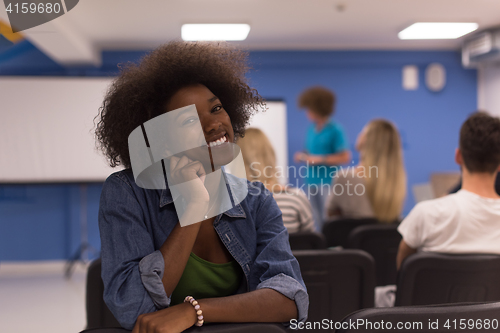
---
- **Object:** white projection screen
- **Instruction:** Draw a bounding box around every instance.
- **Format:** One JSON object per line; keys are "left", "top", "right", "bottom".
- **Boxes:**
{"left": 0, "top": 77, "right": 288, "bottom": 183}
{"left": 1, "top": 77, "right": 116, "bottom": 182}
{"left": 246, "top": 101, "right": 289, "bottom": 185}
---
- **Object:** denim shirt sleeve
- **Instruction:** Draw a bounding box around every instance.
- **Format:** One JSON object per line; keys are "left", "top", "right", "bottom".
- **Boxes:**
{"left": 98, "top": 174, "right": 170, "bottom": 330}
{"left": 251, "top": 186, "right": 309, "bottom": 324}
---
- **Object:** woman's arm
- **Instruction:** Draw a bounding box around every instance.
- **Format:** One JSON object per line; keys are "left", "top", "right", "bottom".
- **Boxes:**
{"left": 99, "top": 174, "right": 166, "bottom": 330}
{"left": 132, "top": 289, "right": 297, "bottom": 333}
{"left": 100, "top": 156, "right": 210, "bottom": 329}
{"left": 157, "top": 208, "right": 203, "bottom": 296}
{"left": 323, "top": 150, "right": 351, "bottom": 165}
{"left": 200, "top": 288, "right": 297, "bottom": 322}
{"left": 158, "top": 155, "right": 210, "bottom": 296}
{"left": 249, "top": 186, "right": 309, "bottom": 323}
{"left": 303, "top": 150, "right": 351, "bottom": 166}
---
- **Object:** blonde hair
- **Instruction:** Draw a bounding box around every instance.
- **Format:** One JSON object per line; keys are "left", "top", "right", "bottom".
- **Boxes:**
{"left": 237, "top": 128, "right": 280, "bottom": 190}
{"left": 360, "top": 119, "right": 407, "bottom": 223}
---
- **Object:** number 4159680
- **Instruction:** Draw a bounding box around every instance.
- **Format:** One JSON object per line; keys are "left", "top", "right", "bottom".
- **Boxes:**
{"left": 444, "top": 319, "right": 498, "bottom": 330}
{"left": 5, "top": 2, "right": 61, "bottom": 14}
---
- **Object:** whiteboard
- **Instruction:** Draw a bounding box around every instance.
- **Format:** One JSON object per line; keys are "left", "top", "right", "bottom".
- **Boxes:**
{"left": 246, "top": 101, "right": 289, "bottom": 184}
{"left": 0, "top": 77, "right": 117, "bottom": 183}
{"left": 0, "top": 77, "right": 288, "bottom": 183}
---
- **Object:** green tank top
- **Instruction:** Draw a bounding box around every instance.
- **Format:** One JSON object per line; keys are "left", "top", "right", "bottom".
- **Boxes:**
{"left": 170, "top": 252, "right": 243, "bottom": 306}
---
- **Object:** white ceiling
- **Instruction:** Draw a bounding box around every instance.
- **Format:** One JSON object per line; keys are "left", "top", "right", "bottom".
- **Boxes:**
{"left": 2, "top": 0, "right": 500, "bottom": 65}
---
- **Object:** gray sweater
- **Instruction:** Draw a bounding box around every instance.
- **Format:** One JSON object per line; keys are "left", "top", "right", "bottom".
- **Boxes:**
{"left": 325, "top": 172, "right": 375, "bottom": 219}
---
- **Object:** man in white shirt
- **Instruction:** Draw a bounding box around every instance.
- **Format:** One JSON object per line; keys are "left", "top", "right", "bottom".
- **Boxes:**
{"left": 397, "top": 112, "right": 500, "bottom": 268}
{"left": 376, "top": 112, "right": 500, "bottom": 307}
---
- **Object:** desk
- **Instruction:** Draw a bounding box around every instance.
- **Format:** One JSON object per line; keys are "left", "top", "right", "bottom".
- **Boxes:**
{"left": 80, "top": 323, "right": 287, "bottom": 333}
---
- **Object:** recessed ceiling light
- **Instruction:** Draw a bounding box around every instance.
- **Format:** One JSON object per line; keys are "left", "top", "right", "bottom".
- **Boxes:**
{"left": 398, "top": 22, "right": 478, "bottom": 40}
{"left": 181, "top": 24, "right": 251, "bottom": 41}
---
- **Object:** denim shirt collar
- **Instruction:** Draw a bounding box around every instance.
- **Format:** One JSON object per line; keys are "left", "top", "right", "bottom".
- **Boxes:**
{"left": 158, "top": 170, "right": 246, "bottom": 219}
{"left": 159, "top": 188, "right": 174, "bottom": 206}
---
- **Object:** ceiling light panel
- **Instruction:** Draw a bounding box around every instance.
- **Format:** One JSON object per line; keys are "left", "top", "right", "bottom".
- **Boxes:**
{"left": 398, "top": 22, "right": 478, "bottom": 40}
{"left": 181, "top": 24, "right": 251, "bottom": 41}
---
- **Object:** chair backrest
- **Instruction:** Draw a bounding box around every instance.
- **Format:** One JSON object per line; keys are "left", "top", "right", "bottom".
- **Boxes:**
{"left": 293, "top": 249, "right": 376, "bottom": 331}
{"left": 86, "top": 258, "right": 122, "bottom": 329}
{"left": 322, "top": 218, "right": 377, "bottom": 248}
{"left": 289, "top": 232, "right": 327, "bottom": 250}
{"left": 396, "top": 253, "right": 500, "bottom": 306}
{"left": 347, "top": 223, "right": 401, "bottom": 286}
{"left": 336, "top": 301, "right": 500, "bottom": 333}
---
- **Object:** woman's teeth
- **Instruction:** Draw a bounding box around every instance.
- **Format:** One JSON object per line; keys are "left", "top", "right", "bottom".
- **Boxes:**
{"left": 209, "top": 136, "right": 227, "bottom": 147}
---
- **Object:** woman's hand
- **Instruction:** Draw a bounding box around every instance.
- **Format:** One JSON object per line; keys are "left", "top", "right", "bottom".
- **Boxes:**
{"left": 294, "top": 152, "right": 324, "bottom": 165}
{"left": 132, "top": 302, "right": 196, "bottom": 333}
{"left": 169, "top": 155, "right": 209, "bottom": 205}
{"left": 305, "top": 155, "right": 324, "bottom": 165}
{"left": 294, "top": 152, "right": 307, "bottom": 163}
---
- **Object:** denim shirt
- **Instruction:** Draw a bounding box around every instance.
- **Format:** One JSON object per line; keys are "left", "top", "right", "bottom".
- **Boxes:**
{"left": 98, "top": 169, "right": 309, "bottom": 330}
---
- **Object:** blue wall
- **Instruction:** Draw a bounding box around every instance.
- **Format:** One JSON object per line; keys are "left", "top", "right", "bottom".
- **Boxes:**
{"left": 0, "top": 183, "right": 102, "bottom": 260}
{"left": 0, "top": 43, "right": 477, "bottom": 260}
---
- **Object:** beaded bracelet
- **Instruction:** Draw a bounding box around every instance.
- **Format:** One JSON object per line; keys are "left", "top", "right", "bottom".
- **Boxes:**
{"left": 184, "top": 296, "right": 204, "bottom": 327}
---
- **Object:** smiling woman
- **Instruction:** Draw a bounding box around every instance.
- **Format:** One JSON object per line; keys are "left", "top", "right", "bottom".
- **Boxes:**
{"left": 94, "top": 41, "right": 309, "bottom": 333}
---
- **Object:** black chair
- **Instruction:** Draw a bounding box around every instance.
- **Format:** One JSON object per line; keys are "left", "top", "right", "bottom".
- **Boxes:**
{"left": 86, "top": 258, "right": 122, "bottom": 329}
{"left": 322, "top": 218, "right": 377, "bottom": 248}
{"left": 336, "top": 301, "right": 500, "bottom": 333}
{"left": 288, "top": 232, "right": 327, "bottom": 250}
{"left": 80, "top": 323, "right": 287, "bottom": 333}
{"left": 347, "top": 223, "right": 401, "bottom": 286}
{"left": 293, "top": 249, "right": 376, "bottom": 332}
{"left": 396, "top": 253, "right": 500, "bottom": 306}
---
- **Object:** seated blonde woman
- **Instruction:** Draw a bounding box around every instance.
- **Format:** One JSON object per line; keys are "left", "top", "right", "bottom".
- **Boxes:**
{"left": 238, "top": 128, "right": 315, "bottom": 233}
{"left": 325, "top": 119, "right": 406, "bottom": 223}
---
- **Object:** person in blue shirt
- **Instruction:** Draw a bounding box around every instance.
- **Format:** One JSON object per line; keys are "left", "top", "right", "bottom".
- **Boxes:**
{"left": 294, "top": 86, "right": 351, "bottom": 231}
{"left": 95, "top": 41, "right": 308, "bottom": 333}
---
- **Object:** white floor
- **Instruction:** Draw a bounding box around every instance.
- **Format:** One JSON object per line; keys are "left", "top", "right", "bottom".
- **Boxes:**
{"left": 0, "top": 261, "right": 89, "bottom": 333}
